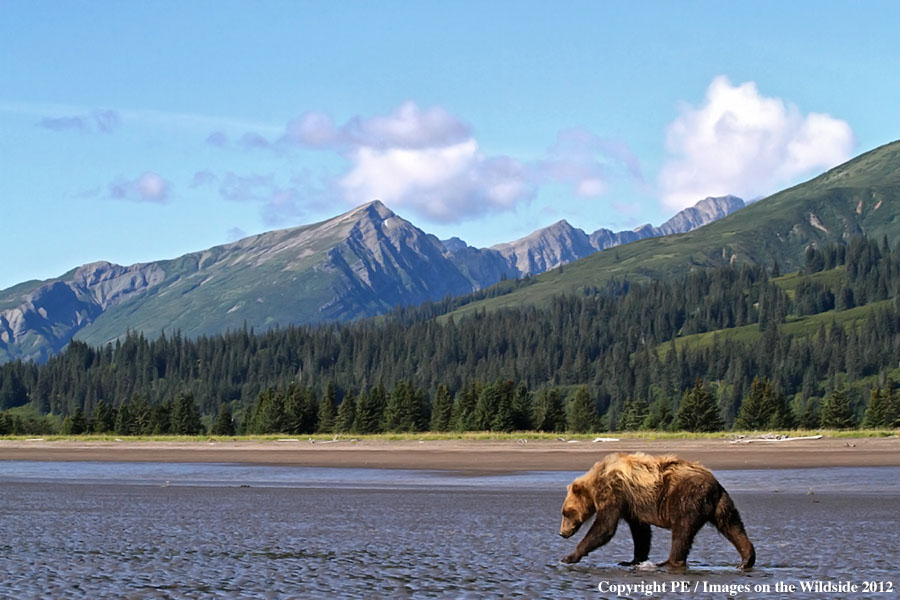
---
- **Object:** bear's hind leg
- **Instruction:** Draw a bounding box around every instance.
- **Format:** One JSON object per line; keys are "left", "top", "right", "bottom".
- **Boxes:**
{"left": 618, "top": 520, "right": 651, "bottom": 566}
{"left": 714, "top": 491, "right": 756, "bottom": 569}
{"left": 657, "top": 518, "right": 703, "bottom": 570}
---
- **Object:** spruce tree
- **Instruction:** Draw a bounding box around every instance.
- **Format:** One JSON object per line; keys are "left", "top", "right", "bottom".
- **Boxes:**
{"left": 864, "top": 380, "right": 899, "bottom": 428}
{"left": 619, "top": 397, "right": 649, "bottom": 431}
{"left": 820, "top": 387, "right": 857, "bottom": 429}
{"left": 644, "top": 395, "right": 674, "bottom": 431}
{"left": 335, "top": 389, "right": 357, "bottom": 433}
{"left": 172, "top": 392, "right": 203, "bottom": 435}
{"left": 533, "top": 388, "right": 565, "bottom": 433}
{"left": 796, "top": 396, "right": 821, "bottom": 429}
{"left": 317, "top": 382, "right": 337, "bottom": 434}
{"left": 767, "top": 386, "right": 796, "bottom": 430}
{"left": 382, "top": 382, "right": 407, "bottom": 432}
{"left": 92, "top": 399, "right": 116, "bottom": 433}
{"left": 473, "top": 383, "right": 500, "bottom": 431}
{"left": 511, "top": 383, "right": 533, "bottom": 430}
{"left": 355, "top": 384, "right": 385, "bottom": 434}
{"left": 283, "top": 384, "right": 304, "bottom": 434}
{"left": 735, "top": 377, "right": 774, "bottom": 430}
{"left": 451, "top": 383, "right": 478, "bottom": 431}
{"left": 151, "top": 400, "right": 172, "bottom": 435}
{"left": 61, "top": 407, "right": 87, "bottom": 435}
{"left": 291, "top": 386, "right": 319, "bottom": 434}
{"left": 675, "top": 379, "right": 723, "bottom": 432}
{"left": 862, "top": 387, "right": 889, "bottom": 428}
{"left": 253, "top": 387, "right": 285, "bottom": 433}
{"left": 429, "top": 384, "right": 453, "bottom": 432}
{"left": 409, "top": 383, "right": 429, "bottom": 432}
{"left": 490, "top": 382, "right": 516, "bottom": 432}
{"left": 885, "top": 382, "right": 900, "bottom": 427}
{"left": 212, "top": 402, "right": 236, "bottom": 436}
{"left": 130, "top": 395, "right": 153, "bottom": 435}
{"left": 382, "top": 380, "right": 428, "bottom": 432}
{"left": 115, "top": 401, "right": 135, "bottom": 436}
{"left": 352, "top": 390, "right": 376, "bottom": 434}
{"left": 567, "top": 386, "right": 597, "bottom": 433}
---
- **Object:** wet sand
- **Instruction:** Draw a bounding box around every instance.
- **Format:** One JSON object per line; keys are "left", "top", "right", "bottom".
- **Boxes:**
{"left": 1, "top": 436, "right": 898, "bottom": 471}
{"left": 2, "top": 465, "right": 899, "bottom": 598}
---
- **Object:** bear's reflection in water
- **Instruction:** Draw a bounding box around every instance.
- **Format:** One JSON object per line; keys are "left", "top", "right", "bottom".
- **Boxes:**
{"left": 0, "top": 466, "right": 897, "bottom": 598}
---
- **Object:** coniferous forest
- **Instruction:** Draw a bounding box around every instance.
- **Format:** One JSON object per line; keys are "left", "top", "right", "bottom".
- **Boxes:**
{"left": 2, "top": 237, "right": 900, "bottom": 435}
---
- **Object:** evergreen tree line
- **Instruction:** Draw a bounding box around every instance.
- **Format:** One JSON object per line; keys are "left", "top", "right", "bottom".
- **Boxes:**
{"left": 2, "top": 237, "right": 900, "bottom": 434}
{"left": 0, "top": 392, "right": 206, "bottom": 436}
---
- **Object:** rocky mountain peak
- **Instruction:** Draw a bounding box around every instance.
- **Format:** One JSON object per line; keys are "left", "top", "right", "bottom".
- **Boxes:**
{"left": 440, "top": 237, "right": 470, "bottom": 255}
{"left": 656, "top": 195, "right": 745, "bottom": 236}
{"left": 347, "top": 199, "right": 395, "bottom": 222}
{"left": 0, "top": 193, "right": 747, "bottom": 363}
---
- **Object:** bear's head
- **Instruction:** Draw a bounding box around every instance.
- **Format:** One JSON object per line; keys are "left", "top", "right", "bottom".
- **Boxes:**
{"left": 559, "top": 479, "right": 595, "bottom": 538}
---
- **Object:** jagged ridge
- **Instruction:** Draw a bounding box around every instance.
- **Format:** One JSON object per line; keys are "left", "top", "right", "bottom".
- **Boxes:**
{"left": 0, "top": 196, "right": 744, "bottom": 363}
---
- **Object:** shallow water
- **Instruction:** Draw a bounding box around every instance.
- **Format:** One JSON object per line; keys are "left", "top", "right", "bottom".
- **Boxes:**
{"left": 0, "top": 463, "right": 898, "bottom": 598}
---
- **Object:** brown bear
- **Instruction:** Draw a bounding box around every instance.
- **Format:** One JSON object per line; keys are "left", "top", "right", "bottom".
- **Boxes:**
{"left": 559, "top": 452, "right": 755, "bottom": 569}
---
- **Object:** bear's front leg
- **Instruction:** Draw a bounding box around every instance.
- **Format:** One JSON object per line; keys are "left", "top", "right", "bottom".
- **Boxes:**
{"left": 561, "top": 508, "right": 619, "bottom": 564}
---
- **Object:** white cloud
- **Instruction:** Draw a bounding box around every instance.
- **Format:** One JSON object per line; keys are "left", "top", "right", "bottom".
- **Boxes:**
{"left": 339, "top": 139, "right": 533, "bottom": 222}
{"left": 224, "top": 103, "right": 643, "bottom": 224}
{"left": 659, "top": 76, "right": 855, "bottom": 210}
{"left": 282, "top": 101, "right": 470, "bottom": 151}
{"left": 108, "top": 172, "right": 171, "bottom": 203}
{"left": 344, "top": 101, "right": 470, "bottom": 149}
{"left": 281, "top": 102, "right": 533, "bottom": 222}
{"left": 283, "top": 112, "right": 340, "bottom": 148}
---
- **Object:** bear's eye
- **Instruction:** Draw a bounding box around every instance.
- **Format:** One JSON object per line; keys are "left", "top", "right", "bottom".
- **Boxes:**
{"left": 562, "top": 509, "right": 574, "bottom": 519}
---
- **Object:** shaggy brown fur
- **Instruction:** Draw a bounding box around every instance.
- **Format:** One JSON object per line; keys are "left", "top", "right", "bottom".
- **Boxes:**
{"left": 559, "top": 452, "right": 755, "bottom": 570}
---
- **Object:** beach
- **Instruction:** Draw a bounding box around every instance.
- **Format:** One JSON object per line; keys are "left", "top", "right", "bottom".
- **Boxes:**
{"left": 1, "top": 436, "right": 897, "bottom": 471}
{"left": 3, "top": 437, "right": 899, "bottom": 597}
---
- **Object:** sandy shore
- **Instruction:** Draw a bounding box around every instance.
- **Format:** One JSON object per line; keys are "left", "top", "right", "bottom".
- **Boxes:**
{"left": 1, "top": 436, "right": 898, "bottom": 472}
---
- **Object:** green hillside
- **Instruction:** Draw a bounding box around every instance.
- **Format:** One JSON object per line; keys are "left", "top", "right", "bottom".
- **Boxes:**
{"left": 0, "top": 201, "right": 478, "bottom": 361}
{"left": 659, "top": 299, "right": 894, "bottom": 358}
{"left": 445, "top": 140, "right": 900, "bottom": 319}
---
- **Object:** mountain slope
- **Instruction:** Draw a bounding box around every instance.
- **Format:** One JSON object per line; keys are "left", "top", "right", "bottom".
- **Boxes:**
{"left": 0, "top": 201, "right": 477, "bottom": 361}
{"left": 445, "top": 140, "right": 900, "bottom": 318}
{"left": 0, "top": 192, "right": 745, "bottom": 363}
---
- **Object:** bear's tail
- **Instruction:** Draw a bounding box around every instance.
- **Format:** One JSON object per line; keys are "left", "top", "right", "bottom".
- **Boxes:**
{"left": 713, "top": 487, "right": 756, "bottom": 569}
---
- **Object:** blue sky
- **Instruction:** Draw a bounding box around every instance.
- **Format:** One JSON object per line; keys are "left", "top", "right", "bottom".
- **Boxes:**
{"left": 2, "top": 1, "right": 899, "bottom": 290}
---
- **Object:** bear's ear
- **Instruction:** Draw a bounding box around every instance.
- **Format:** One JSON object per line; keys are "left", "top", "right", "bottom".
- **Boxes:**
{"left": 571, "top": 480, "right": 584, "bottom": 495}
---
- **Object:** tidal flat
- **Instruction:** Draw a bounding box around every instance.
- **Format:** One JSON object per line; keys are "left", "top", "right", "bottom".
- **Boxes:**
{"left": 0, "top": 463, "right": 898, "bottom": 598}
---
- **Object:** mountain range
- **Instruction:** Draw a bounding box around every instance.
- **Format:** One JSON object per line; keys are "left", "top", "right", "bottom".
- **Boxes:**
{"left": 444, "top": 140, "right": 900, "bottom": 319}
{"left": 5, "top": 136, "right": 900, "bottom": 366}
{"left": 1, "top": 195, "right": 743, "bottom": 362}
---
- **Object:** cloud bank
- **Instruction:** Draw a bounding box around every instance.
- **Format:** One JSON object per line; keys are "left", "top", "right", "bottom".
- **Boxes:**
{"left": 226, "top": 101, "right": 643, "bottom": 223}
{"left": 659, "top": 76, "right": 855, "bottom": 210}
{"left": 281, "top": 102, "right": 533, "bottom": 222}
